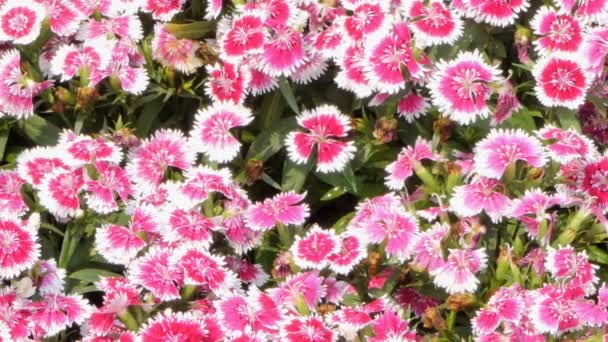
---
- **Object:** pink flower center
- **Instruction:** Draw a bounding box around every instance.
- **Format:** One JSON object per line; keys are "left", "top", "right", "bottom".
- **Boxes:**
{"left": 2, "top": 8, "right": 35, "bottom": 38}
{"left": 550, "top": 67, "right": 578, "bottom": 91}
{"left": 548, "top": 18, "right": 575, "bottom": 43}
{"left": 453, "top": 68, "right": 485, "bottom": 101}
{"left": 590, "top": 169, "right": 608, "bottom": 192}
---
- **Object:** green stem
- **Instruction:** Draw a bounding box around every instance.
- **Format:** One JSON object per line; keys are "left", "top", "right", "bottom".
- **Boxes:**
{"left": 502, "top": 162, "right": 517, "bottom": 184}
{"left": 277, "top": 223, "right": 292, "bottom": 248}
{"left": 118, "top": 310, "right": 139, "bottom": 331}
{"left": 181, "top": 285, "right": 197, "bottom": 301}
{"left": 446, "top": 310, "right": 457, "bottom": 332}
{"left": 413, "top": 164, "right": 440, "bottom": 194}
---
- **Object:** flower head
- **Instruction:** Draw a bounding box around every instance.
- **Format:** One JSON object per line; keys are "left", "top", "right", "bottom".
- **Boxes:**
{"left": 291, "top": 225, "right": 339, "bottom": 269}
{"left": 431, "top": 248, "right": 488, "bottom": 294}
{"left": 385, "top": 137, "right": 436, "bottom": 190}
{"left": 152, "top": 24, "right": 203, "bottom": 74}
{"left": 247, "top": 191, "right": 309, "bottom": 231}
{"left": 406, "top": 0, "right": 462, "bottom": 45}
{"left": 0, "top": 2, "right": 45, "bottom": 44}
{"left": 450, "top": 177, "right": 511, "bottom": 222}
{"left": 139, "top": 311, "right": 209, "bottom": 341}
{"left": 530, "top": 7, "right": 582, "bottom": 54}
{"left": 538, "top": 125, "right": 597, "bottom": 162}
{"left": 532, "top": 53, "right": 590, "bottom": 110}
{"left": 0, "top": 216, "right": 40, "bottom": 279}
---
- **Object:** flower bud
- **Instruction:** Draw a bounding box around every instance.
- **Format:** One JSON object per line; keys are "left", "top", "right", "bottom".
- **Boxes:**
{"left": 433, "top": 116, "right": 454, "bottom": 143}
{"left": 422, "top": 307, "right": 446, "bottom": 331}
{"left": 446, "top": 294, "right": 475, "bottom": 311}
{"left": 373, "top": 116, "right": 398, "bottom": 143}
{"left": 245, "top": 159, "right": 264, "bottom": 184}
{"left": 76, "top": 86, "right": 99, "bottom": 110}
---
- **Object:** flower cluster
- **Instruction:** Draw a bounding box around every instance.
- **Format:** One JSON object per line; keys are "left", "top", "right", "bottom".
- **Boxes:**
{"left": 1, "top": 0, "right": 608, "bottom": 339}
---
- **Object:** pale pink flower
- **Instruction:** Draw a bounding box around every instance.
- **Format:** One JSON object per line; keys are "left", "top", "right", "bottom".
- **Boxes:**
{"left": 530, "top": 284, "right": 584, "bottom": 335}
{"left": 291, "top": 225, "right": 339, "bottom": 269}
{"left": 411, "top": 223, "right": 449, "bottom": 272}
{"left": 151, "top": 24, "right": 203, "bottom": 74}
{"left": 282, "top": 315, "right": 335, "bottom": 342}
{"left": 327, "top": 233, "right": 367, "bottom": 275}
{"left": 508, "top": 189, "right": 564, "bottom": 240}
{"left": 341, "top": 1, "right": 388, "bottom": 41}
{"left": 260, "top": 26, "right": 306, "bottom": 76}
{"left": 77, "top": 15, "right": 143, "bottom": 42}
{"left": 286, "top": 105, "right": 356, "bottom": 173}
{"left": 172, "top": 245, "right": 238, "bottom": 295}
{"left": 216, "top": 289, "right": 282, "bottom": 336}
{"left": 0, "top": 2, "right": 45, "bottom": 44}
{"left": 431, "top": 248, "right": 488, "bottom": 294}
{"left": 429, "top": 50, "right": 501, "bottom": 124}
{"left": 546, "top": 247, "right": 598, "bottom": 295}
{"left": 385, "top": 137, "right": 436, "bottom": 190}
{"left": 0, "top": 172, "right": 27, "bottom": 218}
{"left": 370, "top": 310, "right": 417, "bottom": 342}
{"left": 126, "top": 129, "right": 195, "bottom": 189}
{"left": 555, "top": 0, "right": 608, "bottom": 18}
{"left": 36, "top": 259, "right": 66, "bottom": 295}
{"left": 574, "top": 284, "right": 608, "bottom": 327}
{"left": 449, "top": 177, "right": 511, "bottom": 222}
{"left": 85, "top": 161, "right": 132, "bottom": 214}
{"left": 581, "top": 27, "right": 608, "bottom": 76}
{"left": 363, "top": 206, "right": 419, "bottom": 261}
{"left": 206, "top": 63, "right": 250, "bottom": 104}
{"left": 176, "top": 166, "right": 234, "bottom": 207}
{"left": 533, "top": 53, "right": 590, "bottom": 109}
{"left": 28, "top": 294, "right": 92, "bottom": 338}
{"left": 38, "top": 168, "right": 86, "bottom": 218}
{"left": 50, "top": 38, "right": 114, "bottom": 83}
{"left": 397, "top": 92, "right": 429, "bottom": 122}
{"left": 246, "top": 191, "right": 309, "bottom": 231}
{"left": 95, "top": 223, "right": 146, "bottom": 265}
{"left": 219, "top": 14, "right": 266, "bottom": 62}
{"left": 190, "top": 102, "right": 254, "bottom": 163}
{"left": 0, "top": 216, "right": 40, "bottom": 279}
{"left": 365, "top": 22, "right": 422, "bottom": 94}
{"left": 60, "top": 132, "right": 122, "bottom": 165}
{"left": 472, "top": 285, "right": 524, "bottom": 335}
{"left": 538, "top": 125, "right": 597, "bottom": 162}
{"left": 161, "top": 208, "right": 214, "bottom": 246}
{"left": 530, "top": 7, "right": 582, "bottom": 54}
{"left": 0, "top": 49, "right": 53, "bottom": 118}
{"left": 269, "top": 271, "right": 326, "bottom": 310}
{"left": 16, "top": 147, "right": 72, "bottom": 187}
{"left": 71, "top": 0, "right": 112, "bottom": 16}
{"left": 128, "top": 248, "right": 183, "bottom": 301}
{"left": 335, "top": 44, "right": 373, "bottom": 98}
{"left": 139, "top": 311, "right": 209, "bottom": 341}
{"left": 406, "top": 0, "right": 463, "bottom": 45}
{"left": 474, "top": 129, "right": 546, "bottom": 179}
{"left": 464, "top": 0, "right": 529, "bottom": 27}
{"left": 142, "top": 0, "right": 184, "bottom": 21}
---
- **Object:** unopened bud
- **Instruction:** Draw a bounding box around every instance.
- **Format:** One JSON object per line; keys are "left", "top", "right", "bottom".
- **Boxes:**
{"left": 245, "top": 159, "right": 264, "bottom": 184}
{"left": 446, "top": 294, "right": 475, "bottom": 311}
{"left": 422, "top": 307, "right": 446, "bottom": 331}
{"left": 373, "top": 116, "right": 398, "bottom": 143}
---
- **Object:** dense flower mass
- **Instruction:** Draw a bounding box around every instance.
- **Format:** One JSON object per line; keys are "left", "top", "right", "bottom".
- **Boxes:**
{"left": 1, "top": 0, "right": 608, "bottom": 339}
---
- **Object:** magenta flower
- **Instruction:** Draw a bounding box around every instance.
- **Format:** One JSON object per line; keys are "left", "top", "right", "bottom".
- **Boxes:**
{"left": 369, "top": 310, "right": 417, "bottom": 342}
{"left": 261, "top": 26, "right": 306, "bottom": 77}
{"left": 128, "top": 248, "right": 183, "bottom": 301}
{"left": 530, "top": 7, "right": 581, "bottom": 54}
{"left": 60, "top": 132, "right": 122, "bottom": 165}
{"left": 397, "top": 92, "right": 429, "bottom": 123}
{"left": 411, "top": 223, "right": 449, "bottom": 272}
{"left": 246, "top": 191, "right": 309, "bottom": 231}
{"left": 286, "top": 104, "right": 356, "bottom": 173}
{"left": 385, "top": 137, "right": 436, "bottom": 190}
{"left": 161, "top": 208, "right": 214, "bottom": 246}
{"left": 0, "top": 172, "right": 27, "bottom": 218}
{"left": 546, "top": 247, "right": 598, "bottom": 295}
{"left": 508, "top": 189, "right": 565, "bottom": 240}
{"left": 142, "top": 0, "right": 184, "bottom": 21}
{"left": 217, "top": 289, "right": 282, "bottom": 336}
{"left": 269, "top": 271, "right": 325, "bottom": 310}
{"left": 450, "top": 177, "right": 511, "bottom": 222}
{"left": 429, "top": 50, "right": 501, "bottom": 124}
{"left": 177, "top": 166, "right": 234, "bottom": 207}
{"left": 538, "top": 125, "right": 597, "bottom": 162}
{"left": 151, "top": 24, "right": 203, "bottom": 74}
{"left": 16, "top": 147, "right": 72, "bottom": 187}
{"left": 50, "top": 38, "right": 114, "bottom": 83}
{"left": 364, "top": 206, "right": 419, "bottom": 261}
{"left": 27, "top": 294, "right": 92, "bottom": 338}
{"left": 465, "top": 0, "right": 529, "bottom": 27}
{"left": 406, "top": 0, "right": 463, "bottom": 45}
{"left": 291, "top": 225, "right": 339, "bottom": 269}
{"left": 248, "top": 65, "right": 279, "bottom": 96}
{"left": 290, "top": 53, "right": 328, "bottom": 85}
{"left": 581, "top": 156, "right": 608, "bottom": 207}
{"left": 0, "top": 2, "right": 45, "bottom": 44}
{"left": 431, "top": 248, "right": 488, "bottom": 294}
{"left": 95, "top": 223, "right": 146, "bottom": 265}
{"left": 219, "top": 14, "right": 266, "bottom": 62}
{"left": 341, "top": 1, "right": 388, "bottom": 41}
{"left": 77, "top": 15, "right": 142, "bottom": 42}
{"left": 335, "top": 44, "right": 373, "bottom": 98}
{"left": 530, "top": 284, "right": 583, "bottom": 335}
{"left": 205, "top": 63, "right": 250, "bottom": 104}
{"left": 555, "top": 0, "right": 608, "bottom": 17}
{"left": 327, "top": 233, "right": 367, "bottom": 275}
{"left": 126, "top": 129, "right": 195, "bottom": 190}
{"left": 39, "top": 168, "right": 86, "bottom": 219}
{"left": 172, "top": 245, "right": 238, "bottom": 295}
{"left": 533, "top": 53, "right": 590, "bottom": 109}
{"left": 0, "top": 50, "right": 53, "bottom": 119}
{"left": 581, "top": 27, "right": 608, "bottom": 76}
{"left": 0, "top": 216, "right": 40, "bottom": 279}
{"left": 85, "top": 161, "right": 132, "bottom": 214}
{"left": 190, "top": 102, "right": 253, "bottom": 163}
{"left": 282, "top": 315, "right": 335, "bottom": 342}
{"left": 472, "top": 285, "right": 524, "bottom": 335}
{"left": 474, "top": 129, "right": 546, "bottom": 179}
{"left": 139, "top": 311, "right": 210, "bottom": 341}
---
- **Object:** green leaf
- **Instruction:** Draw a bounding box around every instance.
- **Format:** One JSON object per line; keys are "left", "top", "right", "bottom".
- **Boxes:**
{"left": 261, "top": 172, "right": 282, "bottom": 190}
{"left": 333, "top": 212, "right": 355, "bottom": 234}
{"left": 321, "top": 186, "right": 347, "bottom": 201}
{"left": 498, "top": 108, "right": 537, "bottom": 131}
{"left": 18, "top": 115, "right": 60, "bottom": 145}
{"left": 555, "top": 107, "right": 581, "bottom": 131}
{"left": 69, "top": 269, "right": 122, "bottom": 283}
{"left": 587, "top": 245, "right": 608, "bottom": 264}
{"left": 282, "top": 156, "right": 314, "bottom": 192}
{"left": 246, "top": 117, "right": 297, "bottom": 161}
{"left": 164, "top": 21, "right": 215, "bottom": 39}
{"left": 0, "top": 125, "right": 9, "bottom": 162}
{"left": 136, "top": 97, "right": 165, "bottom": 136}
{"left": 257, "top": 91, "right": 285, "bottom": 130}
{"left": 278, "top": 77, "right": 300, "bottom": 115}
{"left": 342, "top": 165, "right": 359, "bottom": 194}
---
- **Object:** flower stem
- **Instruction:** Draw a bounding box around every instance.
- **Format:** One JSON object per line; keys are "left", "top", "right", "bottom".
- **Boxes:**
{"left": 118, "top": 310, "right": 139, "bottom": 331}
{"left": 277, "top": 223, "right": 292, "bottom": 248}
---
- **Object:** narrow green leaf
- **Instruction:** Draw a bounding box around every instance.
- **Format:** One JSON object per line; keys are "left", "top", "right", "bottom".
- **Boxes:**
{"left": 0, "top": 125, "right": 9, "bottom": 162}
{"left": 342, "top": 165, "right": 359, "bottom": 194}
{"left": 278, "top": 77, "right": 300, "bottom": 115}
{"left": 555, "top": 107, "right": 581, "bottom": 131}
{"left": 282, "top": 155, "right": 314, "bottom": 192}
{"left": 69, "top": 269, "right": 122, "bottom": 283}
{"left": 246, "top": 117, "right": 297, "bottom": 161}
{"left": 587, "top": 245, "right": 608, "bottom": 264}
{"left": 261, "top": 172, "right": 282, "bottom": 190}
{"left": 321, "top": 186, "right": 347, "bottom": 201}
{"left": 333, "top": 212, "right": 355, "bottom": 234}
{"left": 136, "top": 97, "right": 165, "bottom": 136}
{"left": 164, "top": 21, "right": 215, "bottom": 39}
{"left": 258, "top": 91, "right": 285, "bottom": 129}
{"left": 18, "top": 115, "right": 60, "bottom": 145}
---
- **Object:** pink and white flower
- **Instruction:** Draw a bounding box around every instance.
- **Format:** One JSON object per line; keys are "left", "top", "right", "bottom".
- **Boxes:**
{"left": 530, "top": 7, "right": 582, "bottom": 54}
{"left": 508, "top": 189, "right": 565, "bottom": 240}
{"left": 385, "top": 137, "right": 437, "bottom": 190}
{"left": 205, "top": 63, "right": 250, "bottom": 104}
{"left": 291, "top": 225, "right": 339, "bottom": 269}
{"left": 538, "top": 125, "right": 597, "bottom": 162}
{"left": 530, "top": 284, "right": 584, "bottom": 335}
{"left": 172, "top": 245, "right": 238, "bottom": 295}
{"left": 36, "top": 259, "right": 66, "bottom": 295}
{"left": 260, "top": 26, "right": 306, "bottom": 76}
{"left": 95, "top": 223, "right": 146, "bottom": 265}
{"left": 0, "top": 172, "right": 27, "bottom": 218}
{"left": 217, "top": 289, "right": 283, "bottom": 336}
{"left": 472, "top": 285, "right": 524, "bottom": 335}
{"left": 28, "top": 294, "right": 92, "bottom": 338}
{"left": 341, "top": 1, "right": 388, "bottom": 41}
{"left": 128, "top": 248, "right": 183, "bottom": 301}
{"left": 151, "top": 24, "right": 203, "bottom": 74}
{"left": 189, "top": 102, "right": 253, "bottom": 163}
{"left": 555, "top": 0, "right": 608, "bottom": 18}
{"left": 60, "top": 132, "right": 122, "bottom": 165}
{"left": 282, "top": 315, "right": 335, "bottom": 342}
{"left": 248, "top": 66, "right": 279, "bottom": 96}
{"left": 16, "top": 147, "right": 72, "bottom": 187}
{"left": 546, "top": 247, "right": 598, "bottom": 295}
{"left": 139, "top": 311, "right": 209, "bottom": 341}
{"left": 290, "top": 53, "right": 328, "bottom": 85}
{"left": 411, "top": 223, "right": 449, "bottom": 272}
{"left": 269, "top": 271, "right": 326, "bottom": 310}
{"left": 581, "top": 27, "right": 608, "bottom": 76}
{"left": 431, "top": 248, "right": 488, "bottom": 294}
{"left": 142, "top": 0, "right": 184, "bottom": 21}
{"left": 77, "top": 15, "right": 142, "bottom": 42}
{"left": 286, "top": 105, "right": 356, "bottom": 173}
{"left": 0, "top": 2, "right": 45, "bottom": 44}
{"left": 474, "top": 129, "right": 546, "bottom": 179}
{"left": 369, "top": 310, "right": 417, "bottom": 342}
{"left": 532, "top": 53, "right": 590, "bottom": 109}
{"left": 50, "top": 38, "right": 114, "bottom": 83}
{"left": 581, "top": 156, "right": 608, "bottom": 207}
{"left": 327, "top": 233, "right": 367, "bottom": 275}
{"left": 219, "top": 14, "right": 266, "bottom": 62}
{"left": 449, "top": 177, "right": 511, "bottom": 222}
{"left": 161, "top": 208, "right": 215, "bottom": 246}
{"left": 429, "top": 50, "right": 501, "bottom": 124}
{"left": 85, "top": 161, "right": 132, "bottom": 214}
{"left": 0, "top": 216, "right": 40, "bottom": 279}
{"left": 406, "top": 0, "right": 463, "bottom": 45}
{"left": 176, "top": 166, "right": 234, "bottom": 207}
{"left": 464, "top": 0, "right": 529, "bottom": 27}
{"left": 0, "top": 49, "right": 53, "bottom": 119}
{"left": 397, "top": 92, "right": 429, "bottom": 122}
{"left": 334, "top": 44, "right": 373, "bottom": 98}
{"left": 363, "top": 206, "right": 419, "bottom": 261}
{"left": 246, "top": 191, "right": 309, "bottom": 231}
{"left": 38, "top": 168, "right": 86, "bottom": 218}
